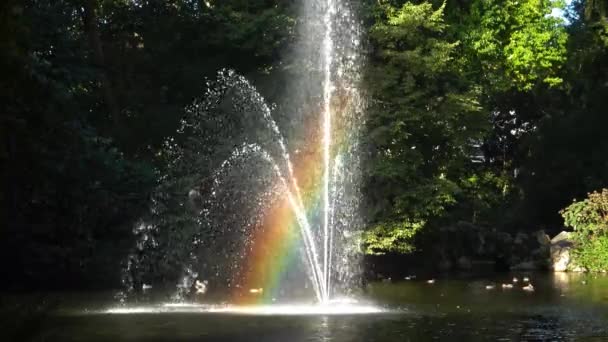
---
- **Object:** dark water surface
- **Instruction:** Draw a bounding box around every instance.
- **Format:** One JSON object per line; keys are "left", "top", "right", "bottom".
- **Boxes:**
{"left": 4, "top": 272, "right": 608, "bottom": 341}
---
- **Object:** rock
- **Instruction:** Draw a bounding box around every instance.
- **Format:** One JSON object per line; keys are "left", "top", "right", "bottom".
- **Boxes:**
{"left": 535, "top": 230, "right": 551, "bottom": 248}
{"left": 552, "top": 247, "right": 570, "bottom": 272}
{"left": 511, "top": 261, "right": 537, "bottom": 271}
{"left": 496, "top": 232, "right": 513, "bottom": 245}
{"left": 550, "top": 231, "right": 574, "bottom": 272}
{"left": 551, "top": 231, "right": 572, "bottom": 244}
{"left": 438, "top": 258, "right": 452, "bottom": 271}
{"left": 570, "top": 265, "right": 587, "bottom": 273}
{"left": 457, "top": 256, "right": 472, "bottom": 270}
{"left": 514, "top": 232, "right": 528, "bottom": 245}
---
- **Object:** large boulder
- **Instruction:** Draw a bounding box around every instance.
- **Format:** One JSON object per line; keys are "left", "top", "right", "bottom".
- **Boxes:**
{"left": 550, "top": 231, "right": 580, "bottom": 272}
{"left": 536, "top": 230, "right": 551, "bottom": 249}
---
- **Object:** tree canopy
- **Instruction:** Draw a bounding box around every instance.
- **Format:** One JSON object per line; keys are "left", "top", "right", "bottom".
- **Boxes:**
{"left": 1, "top": 0, "right": 607, "bottom": 287}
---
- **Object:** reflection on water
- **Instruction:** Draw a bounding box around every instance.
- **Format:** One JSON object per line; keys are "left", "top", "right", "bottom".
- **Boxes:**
{"left": 103, "top": 302, "right": 383, "bottom": 315}
{"left": 3, "top": 273, "right": 608, "bottom": 341}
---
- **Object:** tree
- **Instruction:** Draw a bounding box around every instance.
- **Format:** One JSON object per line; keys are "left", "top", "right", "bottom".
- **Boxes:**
{"left": 0, "top": 0, "right": 297, "bottom": 289}
{"left": 362, "top": 1, "right": 487, "bottom": 254}
{"left": 514, "top": 0, "right": 608, "bottom": 228}
{"left": 463, "top": 0, "right": 568, "bottom": 92}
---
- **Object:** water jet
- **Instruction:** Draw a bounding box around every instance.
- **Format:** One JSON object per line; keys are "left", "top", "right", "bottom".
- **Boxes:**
{"left": 121, "top": 0, "right": 367, "bottom": 310}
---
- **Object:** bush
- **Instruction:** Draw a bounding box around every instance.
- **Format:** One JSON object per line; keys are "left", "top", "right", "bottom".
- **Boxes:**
{"left": 560, "top": 189, "right": 608, "bottom": 271}
{"left": 363, "top": 220, "right": 424, "bottom": 255}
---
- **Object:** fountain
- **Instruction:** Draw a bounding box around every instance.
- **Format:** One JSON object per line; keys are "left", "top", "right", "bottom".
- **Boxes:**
{"left": 116, "top": 0, "right": 369, "bottom": 312}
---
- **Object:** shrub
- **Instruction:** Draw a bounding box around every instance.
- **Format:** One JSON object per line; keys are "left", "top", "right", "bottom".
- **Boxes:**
{"left": 560, "top": 189, "right": 608, "bottom": 271}
{"left": 363, "top": 220, "right": 424, "bottom": 255}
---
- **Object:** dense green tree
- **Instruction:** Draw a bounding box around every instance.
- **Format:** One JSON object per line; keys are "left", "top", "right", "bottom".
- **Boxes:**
{"left": 361, "top": 0, "right": 572, "bottom": 254}
{"left": 0, "top": 0, "right": 296, "bottom": 289}
{"left": 362, "top": 1, "right": 487, "bottom": 254}
{"left": 464, "top": 0, "right": 568, "bottom": 91}
{"left": 2, "top": 0, "right": 608, "bottom": 285}
{"left": 515, "top": 0, "right": 608, "bottom": 228}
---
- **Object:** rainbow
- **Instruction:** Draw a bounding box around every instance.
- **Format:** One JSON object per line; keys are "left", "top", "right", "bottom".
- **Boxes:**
{"left": 231, "top": 131, "right": 326, "bottom": 305}
{"left": 229, "top": 97, "right": 357, "bottom": 305}
{"left": 216, "top": 0, "right": 364, "bottom": 305}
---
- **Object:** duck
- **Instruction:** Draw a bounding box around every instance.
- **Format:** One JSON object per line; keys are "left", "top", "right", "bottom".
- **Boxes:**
{"left": 522, "top": 284, "right": 534, "bottom": 292}
{"left": 502, "top": 283, "right": 514, "bottom": 289}
{"left": 427, "top": 279, "right": 436, "bottom": 284}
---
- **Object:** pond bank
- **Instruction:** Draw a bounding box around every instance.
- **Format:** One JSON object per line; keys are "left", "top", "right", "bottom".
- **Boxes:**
{"left": 364, "top": 226, "right": 596, "bottom": 281}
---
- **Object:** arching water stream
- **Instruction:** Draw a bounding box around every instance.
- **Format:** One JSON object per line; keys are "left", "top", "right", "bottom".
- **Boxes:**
{"left": 120, "top": 0, "right": 366, "bottom": 307}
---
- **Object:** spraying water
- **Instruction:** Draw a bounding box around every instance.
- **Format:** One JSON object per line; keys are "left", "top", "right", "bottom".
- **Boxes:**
{"left": 122, "top": 0, "right": 364, "bottom": 304}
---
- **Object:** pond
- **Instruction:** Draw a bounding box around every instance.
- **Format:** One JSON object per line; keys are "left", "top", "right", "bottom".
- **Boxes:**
{"left": 4, "top": 272, "right": 608, "bottom": 341}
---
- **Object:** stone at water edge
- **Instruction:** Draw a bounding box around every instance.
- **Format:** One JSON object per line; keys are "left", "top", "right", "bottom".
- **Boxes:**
{"left": 536, "top": 230, "right": 551, "bottom": 248}
{"left": 550, "top": 231, "right": 574, "bottom": 272}
{"left": 514, "top": 232, "right": 528, "bottom": 245}
{"left": 551, "top": 231, "right": 572, "bottom": 244}
{"left": 457, "top": 256, "right": 472, "bottom": 270}
{"left": 511, "top": 261, "right": 537, "bottom": 271}
{"left": 438, "top": 259, "right": 452, "bottom": 271}
{"left": 571, "top": 265, "right": 588, "bottom": 272}
{"left": 552, "top": 248, "right": 570, "bottom": 272}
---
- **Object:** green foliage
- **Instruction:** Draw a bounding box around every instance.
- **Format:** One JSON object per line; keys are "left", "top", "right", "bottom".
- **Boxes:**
{"left": 0, "top": 0, "right": 295, "bottom": 289}
{"left": 569, "top": 235, "right": 608, "bottom": 272}
{"left": 2, "top": 0, "right": 608, "bottom": 284}
{"left": 363, "top": 220, "right": 424, "bottom": 255}
{"left": 511, "top": 0, "right": 608, "bottom": 228}
{"left": 561, "top": 189, "right": 608, "bottom": 239}
{"left": 362, "top": 1, "right": 487, "bottom": 254}
{"left": 466, "top": 0, "right": 568, "bottom": 91}
{"left": 561, "top": 189, "right": 608, "bottom": 271}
